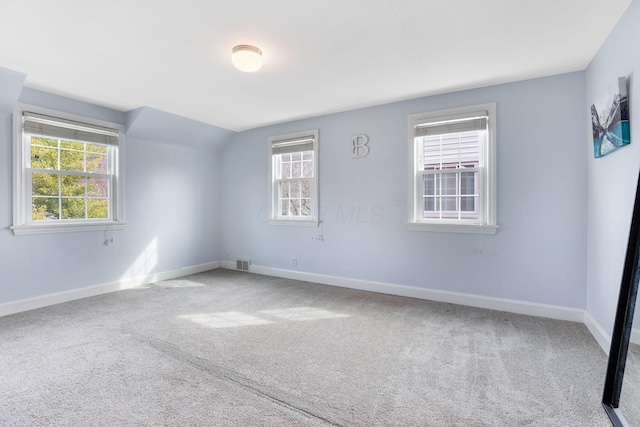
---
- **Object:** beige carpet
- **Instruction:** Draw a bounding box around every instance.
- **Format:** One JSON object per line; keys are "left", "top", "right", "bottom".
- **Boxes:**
{"left": 0, "top": 269, "right": 612, "bottom": 426}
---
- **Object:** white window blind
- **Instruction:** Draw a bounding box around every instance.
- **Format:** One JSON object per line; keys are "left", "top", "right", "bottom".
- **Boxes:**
{"left": 23, "top": 112, "right": 120, "bottom": 146}
{"left": 415, "top": 113, "right": 487, "bottom": 137}
{"left": 271, "top": 135, "right": 315, "bottom": 154}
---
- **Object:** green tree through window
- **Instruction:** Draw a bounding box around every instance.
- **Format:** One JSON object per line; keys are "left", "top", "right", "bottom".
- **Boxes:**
{"left": 30, "top": 136, "right": 110, "bottom": 221}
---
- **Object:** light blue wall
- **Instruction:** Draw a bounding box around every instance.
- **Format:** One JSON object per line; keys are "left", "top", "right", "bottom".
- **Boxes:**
{"left": 221, "top": 72, "right": 589, "bottom": 308}
{"left": 0, "top": 84, "right": 234, "bottom": 304}
{"left": 586, "top": 0, "right": 639, "bottom": 334}
{"left": 2, "top": 35, "right": 614, "bottom": 313}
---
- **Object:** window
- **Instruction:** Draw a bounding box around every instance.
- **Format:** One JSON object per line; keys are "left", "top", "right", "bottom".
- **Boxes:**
{"left": 407, "top": 104, "right": 497, "bottom": 234}
{"left": 12, "top": 105, "right": 125, "bottom": 235}
{"left": 268, "top": 129, "right": 319, "bottom": 226}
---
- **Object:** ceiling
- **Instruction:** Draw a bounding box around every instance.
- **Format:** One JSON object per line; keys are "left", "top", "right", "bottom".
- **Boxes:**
{"left": 0, "top": 0, "right": 631, "bottom": 132}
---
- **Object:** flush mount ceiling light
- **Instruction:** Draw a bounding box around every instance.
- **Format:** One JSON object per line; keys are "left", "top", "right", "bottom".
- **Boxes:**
{"left": 231, "top": 44, "right": 263, "bottom": 72}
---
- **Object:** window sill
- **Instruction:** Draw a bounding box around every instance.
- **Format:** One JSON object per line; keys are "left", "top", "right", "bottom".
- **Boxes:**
{"left": 11, "top": 221, "right": 126, "bottom": 236}
{"left": 407, "top": 222, "right": 498, "bottom": 234}
{"left": 268, "top": 219, "right": 319, "bottom": 227}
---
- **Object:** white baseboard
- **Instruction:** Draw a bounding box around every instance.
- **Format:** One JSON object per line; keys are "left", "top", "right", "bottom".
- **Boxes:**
{"left": 6, "top": 259, "right": 632, "bottom": 355}
{"left": 220, "top": 261, "right": 584, "bottom": 322}
{"left": 584, "top": 310, "right": 612, "bottom": 355}
{"left": 0, "top": 261, "right": 220, "bottom": 317}
{"left": 583, "top": 310, "right": 640, "bottom": 355}
{"left": 220, "top": 260, "right": 236, "bottom": 269}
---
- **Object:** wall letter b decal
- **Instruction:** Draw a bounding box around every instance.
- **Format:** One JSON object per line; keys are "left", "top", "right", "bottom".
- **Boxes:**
{"left": 351, "top": 134, "right": 370, "bottom": 158}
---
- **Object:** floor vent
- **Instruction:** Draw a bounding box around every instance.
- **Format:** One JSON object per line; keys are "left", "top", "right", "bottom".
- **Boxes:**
{"left": 236, "top": 259, "right": 251, "bottom": 271}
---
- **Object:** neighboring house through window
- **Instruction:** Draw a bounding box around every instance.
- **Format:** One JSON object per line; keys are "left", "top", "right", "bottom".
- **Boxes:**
{"left": 12, "top": 105, "right": 125, "bottom": 235}
{"left": 408, "top": 103, "right": 497, "bottom": 234}
{"left": 268, "top": 129, "right": 319, "bottom": 226}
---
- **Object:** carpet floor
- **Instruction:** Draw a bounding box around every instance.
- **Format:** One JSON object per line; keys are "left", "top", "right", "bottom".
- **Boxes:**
{"left": 0, "top": 269, "right": 612, "bottom": 426}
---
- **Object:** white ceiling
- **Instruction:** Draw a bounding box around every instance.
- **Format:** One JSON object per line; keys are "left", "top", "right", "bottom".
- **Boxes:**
{"left": 0, "top": 0, "right": 631, "bottom": 132}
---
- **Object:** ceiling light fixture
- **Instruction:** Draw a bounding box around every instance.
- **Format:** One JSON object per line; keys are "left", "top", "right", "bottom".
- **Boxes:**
{"left": 231, "top": 45, "right": 263, "bottom": 72}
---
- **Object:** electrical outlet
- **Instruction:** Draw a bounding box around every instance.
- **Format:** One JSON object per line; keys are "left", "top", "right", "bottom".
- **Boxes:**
{"left": 291, "top": 257, "right": 297, "bottom": 266}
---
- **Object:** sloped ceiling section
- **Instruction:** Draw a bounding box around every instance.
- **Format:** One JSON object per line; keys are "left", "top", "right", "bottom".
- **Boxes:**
{"left": 0, "top": 67, "right": 26, "bottom": 114}
{"left": 125, "top": 107, "right": 235, "bottom": 149}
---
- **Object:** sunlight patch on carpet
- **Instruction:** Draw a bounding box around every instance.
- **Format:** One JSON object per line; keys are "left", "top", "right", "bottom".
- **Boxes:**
{"left": 178, "top": 307, "right": 349, "bottom": 329}
{"left": 259, "top": 307, "right": 350, "bottom": 321}
{"left": 155, "top": 280, "right": 206, "bottom": 288}
{"left": 178, "top": 312, "right": 273, "bottom": 328}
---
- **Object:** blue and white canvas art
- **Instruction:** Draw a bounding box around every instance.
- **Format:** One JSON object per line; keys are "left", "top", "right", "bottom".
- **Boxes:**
{"left": 591, "top": 76, "right": 631, "bottom": 158}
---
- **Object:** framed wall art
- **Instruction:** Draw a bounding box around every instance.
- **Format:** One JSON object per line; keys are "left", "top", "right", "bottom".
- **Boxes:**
{"left": 592, "top": 76, "right": 631, "bottom": 158}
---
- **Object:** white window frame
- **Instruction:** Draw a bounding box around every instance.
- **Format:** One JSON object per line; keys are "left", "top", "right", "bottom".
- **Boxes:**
{"left": 407, "top": 103, "right": 497, "bottom": 234}
{"left": 268, "top": 129, "right": 319, "bottom": 227}
{"left": 11, "top": 104, "right": 126, "bottom": 235}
